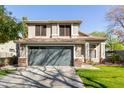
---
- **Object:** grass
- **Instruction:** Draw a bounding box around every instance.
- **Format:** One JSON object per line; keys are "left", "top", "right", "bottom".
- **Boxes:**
{"left": 0, "top": 69, "right": 15, "bottom": 77}
{"left": 76, "top": 66, "right": 124, "bottom": 88}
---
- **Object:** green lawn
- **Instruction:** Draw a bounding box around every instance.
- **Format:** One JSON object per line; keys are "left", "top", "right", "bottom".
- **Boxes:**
{"left": 76, "top": 66, "right": 124, "bottom": 88}
{"left": 0, "top": 69, "right": 15, "bottom": 77}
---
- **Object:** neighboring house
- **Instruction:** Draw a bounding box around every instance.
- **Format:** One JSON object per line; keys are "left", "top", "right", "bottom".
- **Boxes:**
{"left": 0, "top": 41, "right": 17, "bottom": 58}
{"left": 15, "top": 20, "right": 106, "bottom": 67}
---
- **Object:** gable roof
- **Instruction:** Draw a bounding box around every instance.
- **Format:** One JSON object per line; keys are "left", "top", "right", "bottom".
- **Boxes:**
{"left": 79, "top": 31, "right": 88, "bottom": 36}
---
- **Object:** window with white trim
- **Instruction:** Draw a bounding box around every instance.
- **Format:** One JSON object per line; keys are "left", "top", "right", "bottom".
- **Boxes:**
{"left": 59, "top": 25, "right": 71, "bottom": 36}
{"left": 35, "top": 25, "right": 46, "bottom": 36}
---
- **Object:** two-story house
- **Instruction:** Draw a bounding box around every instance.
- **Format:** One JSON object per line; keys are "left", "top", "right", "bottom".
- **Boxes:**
{"left": 15, "top": 20, "right": 106, "bottom": 67}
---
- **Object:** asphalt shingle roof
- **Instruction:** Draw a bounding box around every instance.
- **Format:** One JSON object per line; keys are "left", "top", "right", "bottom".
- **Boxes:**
{"left": 15, "top": 36, "right": 106, "bottom": 44}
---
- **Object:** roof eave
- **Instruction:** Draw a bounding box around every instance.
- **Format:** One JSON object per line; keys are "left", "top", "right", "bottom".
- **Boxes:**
{"left": 25, "top": 20, "right": 82, "bottom": 24}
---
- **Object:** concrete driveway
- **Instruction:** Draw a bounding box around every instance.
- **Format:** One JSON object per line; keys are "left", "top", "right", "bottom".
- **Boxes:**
{"left": 0, "top": 66, "right": 84, "bottom": 88}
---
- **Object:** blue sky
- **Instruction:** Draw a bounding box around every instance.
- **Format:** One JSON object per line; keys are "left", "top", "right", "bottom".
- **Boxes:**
{"left": 6, "top": 5, "right": 112, "bottom": 33}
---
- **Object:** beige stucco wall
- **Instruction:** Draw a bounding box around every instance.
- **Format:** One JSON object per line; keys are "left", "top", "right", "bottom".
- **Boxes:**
{"left": 75, "top": 45, "right": 82, "bottom": 57}
{"left": 27, "top": 23, "right": 80, "bottom": 38}
{"left": 18, "top": 45, "right": 28, "bottom": 67}
{"left": 28, "top": 26, "right": 35, "bottom": 38}
{"left": 71, "top": 24, "right": 79, "bottom": 38}
{"left": 75, "top": 45, "right": 84, "bottom": 62}
{"left": 51, "top": 23, "right": 80, "bottom": 38}
{"left": 101, "top": 42, "right": 105, "bottom": 59}
{"left": 46, "top": 25, "right": 51, "bottom": 37}
{"left": 19, "top": 45, "right": 27, "bottom": 58}
{"left": 0, "top": 41, "right": 16, "bottom": 57}
{"left": 85, "top": 42, "right": 90, "bottom": 61}
{"left": 28, "top": 25, "right": 52, "bottom": 38}
{"left": 51, "top": 24, "right": 59, "bottom": 38}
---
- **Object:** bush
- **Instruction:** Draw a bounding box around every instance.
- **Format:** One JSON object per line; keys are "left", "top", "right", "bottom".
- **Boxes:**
{"left": 0, "top": 63, "right": 5, "bottom": 67}
{"left": 0, "top": 56, "right": 17, "bottom": 67}
{"left": 111, "top": 54, "right": 121, "bottom": 63}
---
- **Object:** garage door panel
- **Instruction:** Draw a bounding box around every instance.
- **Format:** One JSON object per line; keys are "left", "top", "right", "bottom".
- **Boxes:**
{"left": 29, "top": 49, "right": 41, "bottom": 65}
{"left": 29, "top": 49, "right": 48, "bottom": 65}
{"left": 46, "top": 49, "right": 71, "bottom": 66}
{"left": 45, "top": 49, "right": 62, "bottom": 65}
{"left": 28, "top": 46, "right": 73, "bottom": 66}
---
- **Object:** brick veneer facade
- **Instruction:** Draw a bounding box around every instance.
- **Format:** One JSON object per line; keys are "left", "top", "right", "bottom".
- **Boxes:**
{"left": 18, "top": 58, "right": 27, "bottom": 67}
{"left": 74, "top": 58, "right": 83, "bottom": 67}
{"left": 18, "top": 57, "right": 83, "bottom": 67}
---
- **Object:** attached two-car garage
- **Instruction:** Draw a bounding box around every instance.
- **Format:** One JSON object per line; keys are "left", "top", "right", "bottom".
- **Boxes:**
{"left": 28, "top": 46, "right": 73, "bottom": 66}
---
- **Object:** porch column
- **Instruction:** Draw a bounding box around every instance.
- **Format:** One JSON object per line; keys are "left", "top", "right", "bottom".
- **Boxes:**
{"left": 85, "top": 42, "right": 90, "bottom": 62}
{"left": 18, "top": 44, "right": 28, "bottom": 67}
{"left": 100, "top": 42, "right": 105, "bottom": 63}
{"left": 95, "top": 43, "right": 100, "bottom": 63}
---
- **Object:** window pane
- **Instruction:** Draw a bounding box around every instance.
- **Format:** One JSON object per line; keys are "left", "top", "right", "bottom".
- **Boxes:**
{"left": 90, "top": 50, "right": 96, "bottom": 58}
{"left": 65, "top": 25, "right": 71, "bottom": 36}
{"left": 41, "top": 25, "right": 46, "bottom": 36}
{"left": 60, "top": 25, "right": 64, "bottom": 36}
{"left": 59, "top": 25, "right": 71, "bottom": 36}
{"left": 35, "top": 25, "right": 40, "bottom": 36}
{"left": 90, "top": 44, "right": 96, "bottom": 58}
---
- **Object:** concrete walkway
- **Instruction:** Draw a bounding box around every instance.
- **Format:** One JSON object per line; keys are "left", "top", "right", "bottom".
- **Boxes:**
{"left": 0, "top": 66, "right": 84, "bottom": 88}
{"left": 75, "top": 64, "right": 100, "bottom": 70}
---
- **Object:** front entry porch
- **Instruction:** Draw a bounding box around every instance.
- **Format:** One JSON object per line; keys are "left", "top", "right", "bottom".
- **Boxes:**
{"left": 74, "top": 42, "right": 105, "bottom": 66}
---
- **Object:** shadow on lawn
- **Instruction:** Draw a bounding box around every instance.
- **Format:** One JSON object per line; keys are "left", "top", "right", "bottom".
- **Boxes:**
{"left": 82, "top": 76, "right": 107, "bottom": 88}
{"left": 0, "top": 67, "right": 83, "bottom": 88}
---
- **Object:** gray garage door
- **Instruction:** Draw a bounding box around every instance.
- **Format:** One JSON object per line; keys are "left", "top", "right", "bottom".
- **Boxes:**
{"left": 28, "top": 46, "right": 73, "bottom": 66}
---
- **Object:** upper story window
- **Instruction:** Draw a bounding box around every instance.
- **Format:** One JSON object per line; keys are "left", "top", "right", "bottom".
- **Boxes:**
{"left": 59, "top": 25, "right": 71, "bottom": 36}
{"left": 35, "top": 25, "right": 46, "bottom": 36}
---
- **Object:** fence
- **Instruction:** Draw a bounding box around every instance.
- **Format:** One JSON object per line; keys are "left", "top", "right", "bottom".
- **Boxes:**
{"left": 106, "top": 50, "right": 124, "bottom": 62}
{"left": 0, "top": 52, "right": 16, "bottom": 58}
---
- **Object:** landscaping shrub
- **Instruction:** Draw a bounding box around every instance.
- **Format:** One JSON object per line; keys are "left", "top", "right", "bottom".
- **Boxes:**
{"left": 111, "top": 54, "right": 121, "bottom": 63}
{"left": 0, "top": 56, "right": 17, "bottom": 67}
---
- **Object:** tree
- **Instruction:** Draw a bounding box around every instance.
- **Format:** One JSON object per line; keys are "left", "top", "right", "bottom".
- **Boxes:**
{"left": 106, "top": 30, "right": 124, "bottom": 50}
{"left": 0, "top": 5, "right": 22, "bottom": 43}
{"left": 106, "top": 29, "right": 124, "bottom": 51}
{"left": 90, "top": 31, "right": 107, "bottom": 37}
{"left": 19, "top": 17, "right": 28, "bottom": 38}
{"left": 106, "top": 6, "right": 124, "bottom": 43}
{"left": 90, "top": 31, "right": 124, "bottom": 50}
